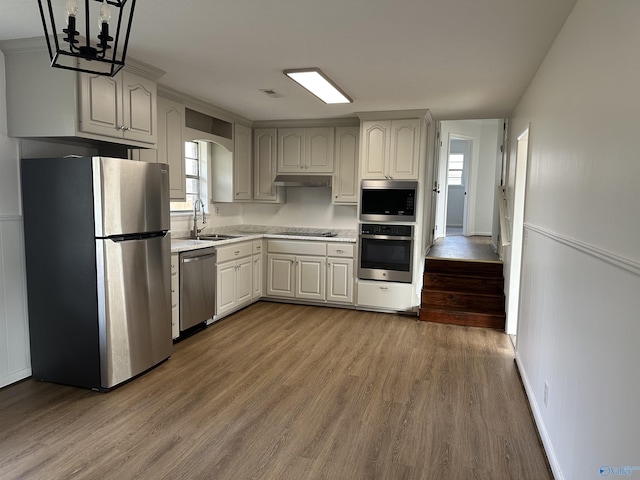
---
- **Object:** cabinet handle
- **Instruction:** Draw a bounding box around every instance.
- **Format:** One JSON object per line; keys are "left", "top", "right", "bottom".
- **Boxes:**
{"left": 235, "top": 251, "right": 240, "bottom": 255}
{"left": 380, "top": 286, "right": 389, "bottom": 291}
{"left": 336, "top": 249, "right": 343, "bottom": 254}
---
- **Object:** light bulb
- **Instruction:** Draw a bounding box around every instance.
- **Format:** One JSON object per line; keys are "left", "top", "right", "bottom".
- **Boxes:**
{"left": 66, "top": 0, "right": 78, "bottom": 17}
{"left": 99, "top": 0, "right": 111, "bottom": 24}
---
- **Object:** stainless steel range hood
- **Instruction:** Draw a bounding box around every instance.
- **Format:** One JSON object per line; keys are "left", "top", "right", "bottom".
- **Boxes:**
{"left": 273, "top": 175, "right": 332, "bottom": 187}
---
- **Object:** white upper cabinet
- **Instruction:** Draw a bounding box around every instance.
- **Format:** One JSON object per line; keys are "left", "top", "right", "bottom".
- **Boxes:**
{"left": 1, "top": 41, "right": 161, "bottom": 148}
{"left": 157, "top": 97, "right": 186, "bottom": 201}
{"left": 253, "top": 128, "right": 285, "bottom": 203}
{"left": 332, "top": 126, "right": 359, "bottom": 204}
{"left": 80, "top": 70, "right": 157, "bottom": 144}
{"left": 277, "top": 127, "right": 334, "bottom": 173}
{"left": 233, "top": 123, "right": 252, "bottom": 201}
{"left": 360, "top": 119, "right": 420, "bottom": 180}
{"left": 389, "top": 119, "right": 420, "bottom": 179}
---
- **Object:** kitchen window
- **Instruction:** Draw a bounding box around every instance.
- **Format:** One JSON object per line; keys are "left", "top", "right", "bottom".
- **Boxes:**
{"left": 170, "top": 141, "right": 210, "bottom": 213}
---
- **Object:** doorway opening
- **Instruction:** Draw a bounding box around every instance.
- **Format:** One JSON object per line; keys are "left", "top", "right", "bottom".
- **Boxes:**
{"left": 445, "top": 136, "right": 471, "bottom": 236}
{"left": 432, "top": 119, "right": 503, "bottom": 251}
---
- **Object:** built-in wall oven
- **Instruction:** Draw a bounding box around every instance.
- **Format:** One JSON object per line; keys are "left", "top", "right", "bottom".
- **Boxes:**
{"left": 358, "top": 223, "right": 414, "bottom": 283}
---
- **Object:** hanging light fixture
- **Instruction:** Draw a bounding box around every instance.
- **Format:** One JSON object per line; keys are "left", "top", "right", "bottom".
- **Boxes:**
{"left": 36, "top": 0, "right": 137, "bottom": 77}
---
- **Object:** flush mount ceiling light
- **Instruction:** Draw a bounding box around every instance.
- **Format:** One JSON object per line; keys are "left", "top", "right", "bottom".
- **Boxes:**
{"left": 36, "top": 0, "right": 137, "bottom": 77}
{"left": 284, "top": 68, "right": 352, "bottom": 104}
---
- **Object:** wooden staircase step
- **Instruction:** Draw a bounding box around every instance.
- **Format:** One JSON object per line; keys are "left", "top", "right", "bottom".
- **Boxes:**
{"left": 425, "top": 258, "right": 503, "bottom": 277}
{"left": 421, "top": 290, "right": 506, "bottom": 315}
{"left": 419, "top": 308, "right": 506, "bottom": 329}
{"left": 423, "top": 273, "right": 504, "bottom": 295}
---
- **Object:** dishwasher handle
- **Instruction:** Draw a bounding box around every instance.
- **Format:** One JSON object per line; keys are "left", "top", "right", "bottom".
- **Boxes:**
{"left": 181, "top": 253, "right": 217, "bottom": 264}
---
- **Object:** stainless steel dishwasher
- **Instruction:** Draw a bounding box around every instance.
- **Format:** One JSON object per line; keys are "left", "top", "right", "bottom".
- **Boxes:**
{"left": 179, "top": 247, "right": 216, "bottom": 331}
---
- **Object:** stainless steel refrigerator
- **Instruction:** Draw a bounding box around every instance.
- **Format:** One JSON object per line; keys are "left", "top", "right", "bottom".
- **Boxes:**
{"left": 21, "top": 156, "right": 173, "bottom": 391}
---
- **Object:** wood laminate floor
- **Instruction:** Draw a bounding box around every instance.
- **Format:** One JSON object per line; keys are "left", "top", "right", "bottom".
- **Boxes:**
{"left": 428, "top": 236, "right": 501, "bottom": 262}
{"left": 0, "top": 302, "right": 550, "bottom": 480}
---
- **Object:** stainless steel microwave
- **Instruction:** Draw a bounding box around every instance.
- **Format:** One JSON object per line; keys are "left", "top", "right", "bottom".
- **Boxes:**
{"left": 359, "top": 180, "right": 418, "bottom": 222}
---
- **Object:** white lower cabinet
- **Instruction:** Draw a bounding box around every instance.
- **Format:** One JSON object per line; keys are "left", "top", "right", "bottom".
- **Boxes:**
{"left": 170, "top": 253, "right": 180, "bottom": 340}
{"left": 327, "top": 258, "right": 354, "bottom": 303}
{"left": 266, "top": 254, "right": 296, "bottom": 298}
{"left": 252, "top": 240, "right": 264, "bottom": 299}
{"left": 296, "top": 256, "right": 326, "bottom": 301}
{"left": 356, "top": 280, "right": 414, "bottom": 311}
{"left": 266, "top": 240, "right": 354, "bottom": 305}
{"left": 215, "top": 242, "right": 254, "bottom": 318}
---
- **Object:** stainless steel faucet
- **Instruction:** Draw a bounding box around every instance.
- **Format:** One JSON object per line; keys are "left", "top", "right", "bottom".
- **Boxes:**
{"left": 191, "top": 198, "right": 206, "bottom": 239}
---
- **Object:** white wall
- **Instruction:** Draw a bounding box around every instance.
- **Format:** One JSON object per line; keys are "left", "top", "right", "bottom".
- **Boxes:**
{"left": 242, "top": 188, "right": 357, "bottom": 230}
{"left": 0, "top": 51, "right": 31, "bottom": 388}
{"left": 507, "top": 1, "right": 640, "bottom": 478}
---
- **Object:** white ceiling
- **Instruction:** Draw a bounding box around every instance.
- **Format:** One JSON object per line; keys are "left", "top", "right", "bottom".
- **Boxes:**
{"left": 1, "top": 0, "right": 576, "bottom": 122}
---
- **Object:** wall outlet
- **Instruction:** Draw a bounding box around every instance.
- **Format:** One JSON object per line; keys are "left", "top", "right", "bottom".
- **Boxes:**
{"left": 544, "top": 381, "right": 550, "bottom": 407}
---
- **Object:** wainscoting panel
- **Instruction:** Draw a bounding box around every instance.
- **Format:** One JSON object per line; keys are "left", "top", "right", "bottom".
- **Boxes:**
{"left": 516, "top": 224, "right": 640, "bottom": 480}
{"left": 0, "top": 216, "right": 31, "bottom": 388}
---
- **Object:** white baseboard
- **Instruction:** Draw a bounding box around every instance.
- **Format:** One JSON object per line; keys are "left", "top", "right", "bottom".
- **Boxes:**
{"left": 514, "top": 352, "right": 563, "bottom": 480}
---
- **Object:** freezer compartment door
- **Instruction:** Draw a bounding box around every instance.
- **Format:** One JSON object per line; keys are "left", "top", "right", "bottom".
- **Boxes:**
{"left": 96, "top": 233, "right": 172, "bottom": 389}
{"left": 93, "top": 157, "right": 170, "bottom": 237}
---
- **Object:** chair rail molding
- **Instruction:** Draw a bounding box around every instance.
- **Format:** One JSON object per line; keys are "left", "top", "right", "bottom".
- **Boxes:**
{"left": 524, "top": 223, "right": 640, "bottom": 277}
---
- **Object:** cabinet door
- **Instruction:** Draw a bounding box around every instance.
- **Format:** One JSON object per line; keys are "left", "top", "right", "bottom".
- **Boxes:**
{"left": 327, "top": 257, "right": 354, "bottom": 304}
{"left": 389, "top": 119, "right": 420, "bottom": 179}
{"left": 236, "top": 256, "right": 253, "bottom": 305}
{"left": 296, "top": 256, "right": 326, "bottom": 301}
{"left": 277, "top": 128, "right": 305, "bottom": 172}
{"left": 333, "top": 126, "right": 359, "bottom": 204}
{"left": 252, "top": 254, "right": 263, "bottom": 299}
{"left": 360, "top": 121, "right": 391, "bottom": 179}
{"left": 267, "top": 254, "right": 296, "bottom": 298}
{"left": 305, "top": 127, "right": 334, "bottom": 172}
{"left": 121, "top": 71, "right": 157, "bottom": 144}
{"left": 79, "top": 73, "right": 122, "bottom": 139}
{"left": 157, "top": 97, "right": 186, "bottom": 201}
{"left": 216, "top": 261, "right": 238, "bottom": 316}
{"left": 254, "top": 128, "right": 284, "bottom": 202}
{"left": 234, "top": 123, "right": 252, "bottom": 201}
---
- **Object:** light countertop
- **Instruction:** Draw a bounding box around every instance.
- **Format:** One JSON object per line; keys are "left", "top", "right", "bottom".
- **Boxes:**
{"left": 171, "top": 225, "right": 357, "bottom": 253}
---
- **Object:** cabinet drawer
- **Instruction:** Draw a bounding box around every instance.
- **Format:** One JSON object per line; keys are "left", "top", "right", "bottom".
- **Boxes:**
{"left": 268, "top": 240, "right": 326, "bottom": 256}
{"left": 217, "top": 242, "right": 253, "bottom": 263}
{"left": 327, "top": 243, "right": 354, "bottom": 258}
{"left": 253, "top": 240, "right": 264, "bottom": 255}
{"left": 357, "top": 281, "right": 414, "bottom": 311}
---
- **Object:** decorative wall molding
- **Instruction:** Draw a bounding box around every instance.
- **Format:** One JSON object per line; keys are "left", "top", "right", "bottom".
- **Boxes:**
{"left": 524, "top": 223, "right": 640, "bottom": 276}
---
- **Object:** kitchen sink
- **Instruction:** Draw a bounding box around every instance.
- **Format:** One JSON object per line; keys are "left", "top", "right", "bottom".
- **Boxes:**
{"left": 196, "top": 234, "right": 241, "bottom": 241}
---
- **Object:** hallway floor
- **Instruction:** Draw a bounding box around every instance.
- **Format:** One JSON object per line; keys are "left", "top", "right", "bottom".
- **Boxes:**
{"left": 427, "top": 235, "right": 501, "bottom": 262}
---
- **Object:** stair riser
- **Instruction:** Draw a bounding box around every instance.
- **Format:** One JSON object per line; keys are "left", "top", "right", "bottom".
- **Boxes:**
{"left": 425, "top": 259, "right": 503, "bottom": 277}
{"left": 423, "top": 274, "right": 503, "bottom": 295}
{"left": 422, "top": 290, "right": 505, "bottom": 314}
{"left": 419, "top": 308, "right": 506, "bottom": 329}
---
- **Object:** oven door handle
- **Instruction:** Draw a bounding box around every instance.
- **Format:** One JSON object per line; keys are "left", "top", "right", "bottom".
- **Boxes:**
{"left": 359, "top": 234, "right": 413, "bottom": 241}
